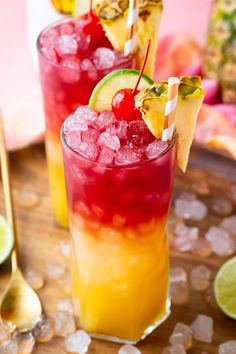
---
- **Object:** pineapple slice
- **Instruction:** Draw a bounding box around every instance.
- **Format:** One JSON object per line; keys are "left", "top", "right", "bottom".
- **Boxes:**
{"left": 95, "top": 0, "right": 163, "bottom": 77}
{"left": 135, "top": 76, "right": 205, "bottom": 172}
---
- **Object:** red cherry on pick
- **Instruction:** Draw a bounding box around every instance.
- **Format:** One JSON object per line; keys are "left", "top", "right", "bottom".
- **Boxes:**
{"left": 112, "top": 88, "right": 142, "bottom": 121}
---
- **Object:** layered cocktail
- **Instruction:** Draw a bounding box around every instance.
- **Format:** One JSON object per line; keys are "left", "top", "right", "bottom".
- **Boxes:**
{"left": 61, "top": 70, "right": 204, "bottom": 342}
{"left": 37, "top": 15, "right": 133, "bottom": 227}
{"left": 37, "top": 0, "right": 163, "bottom": 227}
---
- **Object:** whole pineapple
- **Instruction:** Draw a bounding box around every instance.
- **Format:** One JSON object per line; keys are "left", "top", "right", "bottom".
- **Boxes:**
{"left": 219, "top": 33, "right": 236, "bottom": 102}
{"left": 203, "top": 0, "right": 236, "bottom": 103}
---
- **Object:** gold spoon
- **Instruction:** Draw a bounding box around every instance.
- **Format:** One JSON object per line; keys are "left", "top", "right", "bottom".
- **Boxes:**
{"left": 0, "top": 115, "right": 42, "bottom": 332}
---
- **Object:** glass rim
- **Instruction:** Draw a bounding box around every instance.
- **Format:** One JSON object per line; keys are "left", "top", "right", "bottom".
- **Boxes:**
{"left": 60, "top": 123, "right": 177, "bottom": 171}
{"left": 36, "top": 17, "right": 133, "bottom": 70}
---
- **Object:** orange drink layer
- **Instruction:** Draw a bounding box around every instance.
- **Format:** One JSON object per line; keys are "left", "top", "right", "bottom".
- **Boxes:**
{"left": 62, "top": 122, "right": 176, "bottom": 343}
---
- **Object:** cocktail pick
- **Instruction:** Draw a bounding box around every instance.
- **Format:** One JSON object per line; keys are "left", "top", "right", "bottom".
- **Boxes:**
{"left": 132, "top": 39, "right": 151, "bottom": 95}
{"left": 124, "top": 0, "right": 139, "bottom": 56}
{"left": 162, "top": 77, "right": 180, "bottom": 141}
{"left": 0, "top": 114, "right": 42, "bottom": 332}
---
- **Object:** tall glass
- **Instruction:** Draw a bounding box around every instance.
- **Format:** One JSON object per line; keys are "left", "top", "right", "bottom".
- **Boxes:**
{"left": 37, "top": 19, "right": 134, "bottom": 227}
{"left": 61, "top": 127, "right": 176, "bottom": 343}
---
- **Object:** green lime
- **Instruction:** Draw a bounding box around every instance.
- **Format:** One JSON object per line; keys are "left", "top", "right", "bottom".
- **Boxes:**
{"left": 214, "top": 256, "right": 236, "bottom": 319}
{"left": 0, "top": 215, "right": 14, "bottom": 264}
{"left": 89, "top": 69, "right": 154, "bottom": 112}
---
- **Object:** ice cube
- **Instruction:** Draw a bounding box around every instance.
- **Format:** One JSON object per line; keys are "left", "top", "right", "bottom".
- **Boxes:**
{"left": 33, "top": 316, "right": 54, "bottom": 343}
{"left": 210, "top": 197, "right": 233, "bottom": 216}
{"left": 190, "top": 265, "right": 211, "bottom": 291}
{"left": 205, "top": 226, "right": 235, "bottom": 257}
{"left": 15, "top": 332, "right": 35, "bottom": 354}
{"left": 54, "top": 312, "right": 76, "bottom": 337}
{"left": 170, "top": 267, "right": 187, "bottom": 284}
{"left": 74, "top": 106, "right": 98, "bottom": 124}
{"left": 107, "top": 121, "right": 128, "bottom": 139}
{"left": 81, "top": 58, "right": 98, "bottom": 81}
{"left": 39, "top": 28, "right": 58, "bottom": 47}
{"left": 41, "top": 46, "right": 59, "bottom": 63}
{"left": 75, "top": 142, "right": 99, "bottom": 161}
{"left": 170, "top": 282, "right": 189, "bottom": 305}
{"left": 118, "top": 344, "right": 141, "bottom": 354}
{"left": 174, "top": 199, "right": 208, "bottom": 221}
{"left": 64, "top": 113, "right": 88, "bottom": 133}
{"left": 0, "top": 322, "right": 10, "bottom": 344}
{"left": 92, "top": 110, "right": 116, "bottom": 130}
{"left": 169, "top": 323, "right": 192, "bottom": 350}
{"left": 218, "top": 340, "right": 236, "bottom": 354}
{"left": 81, "top": 129, "right": 99, "bottom": 143}
{"left": 65, "top": 131, "right": 82, "bottom": 151}
{"left": 60, "top": 57, "right": 80, "bottom": 84}
{"left": 65, "top": 330, "right": 91, "bottom": 354}
{"left": 46, "top": 263, "right": 67, "bottom": 280}
{"left": 172, "top": 224, "right": 199, "bottom": 252}
{"left": 75, "top": 31, "right": 91, "bottom": 53}
{"left": 24, "top": 268, "right": 44, "bottom": 290}
{"left": 162, "top": 344, "right": 186, "bottom": 354}
{"left": 98, "top": 147, "right": 115, "bottom": 164}
{"left": 57, "top": 299, "right": 74, "bottom": 315}
{"left": 145, "top": 140, "right": 169, "bottom": 158}
{"left": 98, "top": 132, "right": 120, "bottom": 151}
{"left": 92, "top": 47, "right": 115, "bottom": 70}
{"left": 191, "top": 238, "right": 212, "bottom": 257}
{"left": 191, "top": 314, "right": 213, "bottom": 343}
{"left": 115, "top": 146, "right": 142, "bottom": 165}
{"left": 59, "top": 23, "right": 74, "bottom": 35}
{"left": 56, "top": 35, "right": 78, "bottom": 56}
{"left": 0, "top": 340, "right": 18, "bottom": 354}
{"left": 220, "top": 215, "right": 236, "bottom": 238}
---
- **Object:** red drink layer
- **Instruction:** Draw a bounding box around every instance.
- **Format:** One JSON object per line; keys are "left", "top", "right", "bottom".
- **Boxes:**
{"left": 61, "top": 106, "right": 176, "bottom": 343}
{"left": 37, "top": 14, "right": 134, "bottom": 226}
{"left": 63, "top": 107, "right": 175, "bottom": 228}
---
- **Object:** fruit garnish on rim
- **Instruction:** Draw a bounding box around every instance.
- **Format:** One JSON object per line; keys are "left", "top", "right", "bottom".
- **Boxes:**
{"left": 111, "top": 40, "right": 151, "bottom": 121}
{"left": 135, "top": 76, "right": 205, "bottom": 171}
{"left": 95, "top": 0, "right": 163, "bottom": 76}
{"left": 75, "top": 0, "right": 112, "bottom": 49}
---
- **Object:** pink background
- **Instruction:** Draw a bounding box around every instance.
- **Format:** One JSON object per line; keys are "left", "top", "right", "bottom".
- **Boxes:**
{"left": 0, "top": 0, "right": 213, "bottom": 110}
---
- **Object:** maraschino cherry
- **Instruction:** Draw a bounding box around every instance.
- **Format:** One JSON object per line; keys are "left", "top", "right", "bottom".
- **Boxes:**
{"left": 75, "top": 0, "right": 112, "bottom": 49}
{"left": 112, "top": 40, "right": 151, "bottom": 121}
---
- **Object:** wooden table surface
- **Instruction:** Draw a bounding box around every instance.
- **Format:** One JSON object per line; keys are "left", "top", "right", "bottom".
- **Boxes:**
{"left": 0, "top": 144, "right": 235, "bottom": 353}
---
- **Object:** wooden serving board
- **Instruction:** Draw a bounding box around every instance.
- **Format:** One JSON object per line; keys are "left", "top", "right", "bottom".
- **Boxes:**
{"left": 0, "top": 144, "right": 235, "bottom": 354}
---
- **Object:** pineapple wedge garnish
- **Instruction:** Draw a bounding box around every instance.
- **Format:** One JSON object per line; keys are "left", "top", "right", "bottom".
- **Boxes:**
{"left": 135, "top": 76, "right": 205, "bottom": 172}
{"left": 95, "top": 0, "right": 163, "bottom": 77}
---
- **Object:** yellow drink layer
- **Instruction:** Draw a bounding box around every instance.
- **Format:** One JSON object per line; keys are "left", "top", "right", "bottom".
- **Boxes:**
{"left": 45, "top": 135, "right": 69, "bottom": 227}
{"left": 70, "top": 214, "right": 170, "bottom": 343}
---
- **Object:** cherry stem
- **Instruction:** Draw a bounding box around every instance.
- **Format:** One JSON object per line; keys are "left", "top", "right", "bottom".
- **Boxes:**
{"left": 132, "top": 39, "right": 151, "bottom": 95}
{"left": 90, "top": 0, "right": 93, "bottom": 14}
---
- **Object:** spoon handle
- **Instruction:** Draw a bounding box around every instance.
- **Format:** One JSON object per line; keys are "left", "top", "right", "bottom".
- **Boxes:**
{"left": 0, "top": 114, "right": 19, "bottom": 269}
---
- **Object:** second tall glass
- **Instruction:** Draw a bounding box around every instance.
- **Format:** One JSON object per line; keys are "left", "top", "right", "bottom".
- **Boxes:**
{"left": 37, "top": 18, "right": 134, "bottom": 227}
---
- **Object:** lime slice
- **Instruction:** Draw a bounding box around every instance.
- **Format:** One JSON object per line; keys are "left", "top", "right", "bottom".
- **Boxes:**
{"left": 0, "top": 215, "right": 14, "bottom": 264}
{"left": 89, "top": 69, "right": 154, "bottom": 112}
{"left": 214, "top": 256, "right": 236, "bottom": 319}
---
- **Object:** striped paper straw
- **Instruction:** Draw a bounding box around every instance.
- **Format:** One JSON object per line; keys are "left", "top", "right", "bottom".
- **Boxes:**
{"left": 124, "top": 0, "right": 139, "bottom": 56}
{"left": 162, "top": 77, "right": 180, "bottom": 141}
